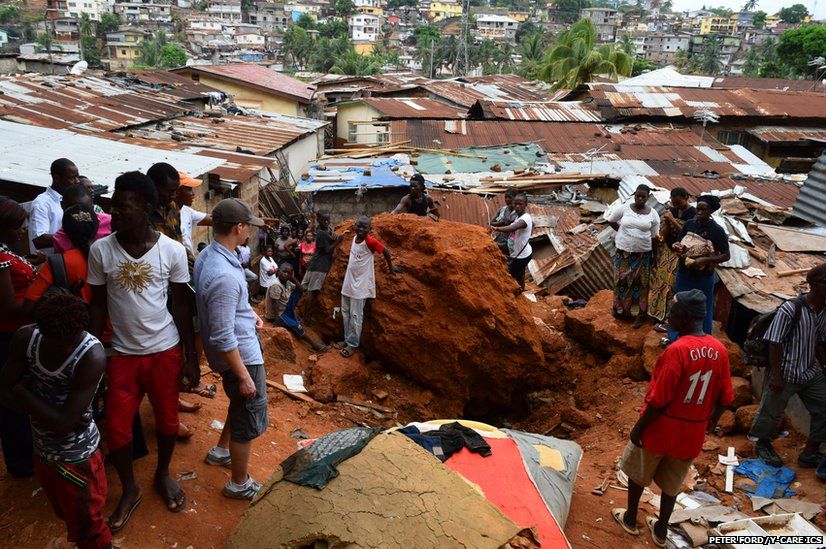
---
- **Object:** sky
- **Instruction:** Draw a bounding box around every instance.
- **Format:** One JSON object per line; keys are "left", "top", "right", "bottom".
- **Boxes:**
{"left": 670, "top": 0, "right": 824, "bottom": 19}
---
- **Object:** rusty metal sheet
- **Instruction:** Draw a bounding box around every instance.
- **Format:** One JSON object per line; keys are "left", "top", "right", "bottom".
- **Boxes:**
{"left": 471, "top": 100, "right": 602, "bottom": 122}
{"left": 173, "top": 64, "right": 316, "bottom": 103}
{"left": 359, "top": 97, "right": 467, "bottom": 119}
{"left": 756, "top": 224, "right": 826, "bottom": 252}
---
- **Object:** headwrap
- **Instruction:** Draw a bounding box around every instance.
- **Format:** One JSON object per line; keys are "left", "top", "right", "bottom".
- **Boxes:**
{"left": 696, "top": 194, "right": 721, "bottom": 213}
{"left": 0, "top": 196, "right": 26, "bottom": 230}
{"left": 674, "top": 289, "right": 707, "bottom": 319}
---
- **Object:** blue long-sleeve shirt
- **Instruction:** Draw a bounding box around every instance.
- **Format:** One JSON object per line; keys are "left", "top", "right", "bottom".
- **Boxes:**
{"left": 193, "top": 241, "right": 263, "bottom": 372}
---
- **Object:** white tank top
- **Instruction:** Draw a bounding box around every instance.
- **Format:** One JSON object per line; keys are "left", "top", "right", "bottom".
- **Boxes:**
{"left": 341, "top": 237, "right": 377, "bottom": 300}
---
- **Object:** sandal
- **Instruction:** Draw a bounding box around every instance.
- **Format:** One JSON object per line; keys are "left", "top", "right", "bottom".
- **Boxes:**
{"left": 333, "top": 341, "right": 347, "bottom": 350}
{"left": 182, "top": 383, "right": 216, "bottom": 398}
{"left": 108, "top": 495, "right": 142, "bottom": 533}
{"left": 155, "top": 476, "right": 187, "bottom": 513}
{"left": 340, "top": 346, "right": 355, "bottom": 358}
{"left": 653, "top": 323, "right": 669, "bottom": 333}
{"left": 646, "top": 516, "right": 667, "bottom": 548}
{"left": 611, "top": 508, "right": 639, "bottom": 536}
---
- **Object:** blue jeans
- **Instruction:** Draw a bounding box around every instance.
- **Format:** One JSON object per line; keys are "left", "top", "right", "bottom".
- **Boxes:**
{"left": 341, "top": 295, "right": 367, "bottom": 349}
{"left": 668, "top": 270, "right": 715, "bottom": 342}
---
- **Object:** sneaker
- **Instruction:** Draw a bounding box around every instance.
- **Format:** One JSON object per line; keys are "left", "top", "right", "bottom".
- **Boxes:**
{"left": 816, "top": 455, "right": 826, "bottom": 481}
{"left": 222, "top": 477, "right": 263, "bottom": 500}
{"left": 204, "top": 447, "right": 232, "bottom": 467}
{"left": 755, "top": 441, "right": 783, "bottom": 468}
{"left": 797, "top": 451, "right": 824, "bottom": 469}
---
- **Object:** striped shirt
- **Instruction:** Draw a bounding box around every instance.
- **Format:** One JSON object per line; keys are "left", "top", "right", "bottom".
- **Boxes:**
{"left": 764, "top": 296, "right": 826, "bottom": 384}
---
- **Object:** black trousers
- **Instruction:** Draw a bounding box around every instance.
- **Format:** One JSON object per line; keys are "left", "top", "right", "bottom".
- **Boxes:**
{"left": 0, "top": 331, "right": 34, "bottom": 477}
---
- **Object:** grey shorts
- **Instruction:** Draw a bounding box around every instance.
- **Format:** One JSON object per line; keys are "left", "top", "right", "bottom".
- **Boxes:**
{"left": 220, "top": 364, "right": 268, "bottom": 443}
{"left": 619, "top": 441, "right": 693, "bottom": 496}
{"left": 302, "top": 270, "right": 328, "bottom": 292}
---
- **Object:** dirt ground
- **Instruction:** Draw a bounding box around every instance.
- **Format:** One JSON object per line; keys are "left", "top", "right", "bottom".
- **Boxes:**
{"left": 1, "top": 298, "right": 824, "bottom": 548}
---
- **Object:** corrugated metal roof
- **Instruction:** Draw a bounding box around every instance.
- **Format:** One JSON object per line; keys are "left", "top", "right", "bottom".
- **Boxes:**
{"left": 630, "top": 174, "right": 800, "bottom": 209}
{"left": 589, "top": 84, "right": 826, "bottom": 121}
{"left": 175, "top": 64, "right": 316, "bottom": 103}
{"left": 111, "top": 70, "right": 222, "bottom": 101}
{"left": 747, "top": 126, "right": 826, "bottom": 144}
{"left": 712, "top": 77, "right": 823, "bottom": 92}
{"left": 424, "top": 77, "right": 551, "bottom": 108}
{"left": 470, "top": 99, "right": 602, "bottom": 122}
{"left": 358, "top": 97, "right": 467, "bottom": 119}
{"left": 193, "top": 148, "right": 278, "bottom": 183}
{"left": 793, "top": 153, "right": 826, "bottom": 226}
{"left": 432, "top": 190, "right": 581, "bottom": 232}
{"left": 0, "top": 120, "right": 225, "bottom": 194}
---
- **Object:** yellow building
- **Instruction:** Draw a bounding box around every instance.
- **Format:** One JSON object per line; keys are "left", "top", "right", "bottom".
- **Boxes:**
{"left": 507, "top": 11, "right": 530, "bottom": 22}
{"left": 428, "top": 1, "right": 462, "bottom": 22}
{"left": 699, "top": 16, "right": 736, "bottom": 35}
{"left": 172, "top": 64, "right": 316, "bottom": 117}
{"left": 105, "top": 30, "right": 146, "bottom": 71}
{"left": 353, "top": 41, "right": 375, "bottom": 55}
{"left": 355, "top": 0, "right": 383, "bottom": 16}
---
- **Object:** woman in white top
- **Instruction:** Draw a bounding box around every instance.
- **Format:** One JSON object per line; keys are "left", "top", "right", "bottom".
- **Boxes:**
{"left": 258, "top": 246, "right": 278, "bottom": 290}
{"left": 605, "top": 184, "right": 661, "bottom": 328}
{"left": 491, "top": 193, "right": 533, "bottom": 292}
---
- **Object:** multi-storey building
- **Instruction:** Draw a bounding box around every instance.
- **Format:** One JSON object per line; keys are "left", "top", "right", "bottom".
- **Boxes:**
{"left": 249, "top": 2, "right": 290, "bottom": 32}
{"left": 114, "top": 0, "right": 172, "bottom": 22}
{"left": 349, "top": 13, "right": 380, "bottom": 42}
{"left": 474, "top": 14, "right": 517, "bottom": 42}
{"left": 355, "top": 0, "right": 382, "bottom": 16}
{"left": 699, "top": 16, "right": 736, "bottom": 35}
{"left": 580, "top": 7, "right": 617, "bottom": 42}
{"left": 207, "top": 0, "right": 242, "bottom": 22}
{"left": 105, "top": 29, "right": 147, "bottom": 70}
{"left": 427, "top": 1, "right": 461, "bottom": 22}
{"left": 641, "top": 33, "right": 690, "bottom": 65}
{"left": 64, "top": 0, "right": 114, "bottom": 21}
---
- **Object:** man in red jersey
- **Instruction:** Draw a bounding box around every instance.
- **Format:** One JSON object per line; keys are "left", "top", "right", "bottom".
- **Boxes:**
{"left": 612, "top": 289, "right": 733, "bottom": 547}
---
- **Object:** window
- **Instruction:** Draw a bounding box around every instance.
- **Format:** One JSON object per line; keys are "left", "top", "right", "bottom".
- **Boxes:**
{"left": 122, "top": 49, "right": 126, "bottom": 54}
{"left": 717, "top": 131, "right": 747, "bottom": 146}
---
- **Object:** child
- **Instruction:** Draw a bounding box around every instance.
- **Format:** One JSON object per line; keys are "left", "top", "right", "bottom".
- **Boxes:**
{"left": 299, "top": 228, "right": 316, "bottom": 278}
{"left": 335, "top": 216, "right": 401, "bottom": 358}
{"left": 0, "top": 294, "right": 110, "bottom": 549}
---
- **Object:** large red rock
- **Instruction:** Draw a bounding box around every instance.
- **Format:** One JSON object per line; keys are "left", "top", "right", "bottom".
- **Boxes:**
{"left": 730, "top": 377, "right": 752, "bottom": 409}
{"left": 564, "top": 290, "right": 649, "bottom": 356}
{"left": 642, "top": 329, "right": 665, "bottom": 378}
{"left": 312, "top": 215, "right": 547, "bottom": 417}
{"left": 735, "top": 404, "right": 760, "bottom": 433}
{"left": 717, "top": 410, "right": 736, "bottom": 435}
{"left": 713, "top": 322, "right": 747, "bottom": 377}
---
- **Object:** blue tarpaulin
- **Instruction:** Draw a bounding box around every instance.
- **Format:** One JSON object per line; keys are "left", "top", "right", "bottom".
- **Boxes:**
{"left": 734, "top": 458, "right": 796, "bottom": 498}
{"left": 296, "top": 158, "right": 415, "bottom": 193}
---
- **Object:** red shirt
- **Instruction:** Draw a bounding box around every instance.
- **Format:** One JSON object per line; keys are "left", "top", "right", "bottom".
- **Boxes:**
{"left": 641, "top": 334, "right": 734, "bottom": 459}
{"left": 364, "top": 236, "right": 384, "bottom": 254}
{"left": 0, "top": 245, "right": 34, "bottom": 333}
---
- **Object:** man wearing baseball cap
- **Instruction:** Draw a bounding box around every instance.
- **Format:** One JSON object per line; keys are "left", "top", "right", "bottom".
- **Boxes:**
{"left": 193, "top": 198, "right": 268, "bottom": 499}
{"left": 175, "top": 172, "right": 212, "bottom": 254}
{"left": 613, "top": 289, "right": 733, "bottom": 548}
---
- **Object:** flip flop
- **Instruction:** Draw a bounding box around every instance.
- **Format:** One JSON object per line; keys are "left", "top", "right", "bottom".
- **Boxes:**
{"left": 155, "top": 477, "right": 187, "bottom": 514}
{"left": 108, "top": 495, "right": 142, "bottom": 533}
{"left": 333, "top": 341, "right": 347, "bottom": 350}
{"left": 182, "top": 383, "right": 216, "bottom": 398}
{"left": 646, "top": 516, "right": 667, "bottom": 548}
{"left": 340, "top": 346, "right": 355, "bottom": 358}
{"left": 611, "top": 508, "right": 639, "bottom": 536}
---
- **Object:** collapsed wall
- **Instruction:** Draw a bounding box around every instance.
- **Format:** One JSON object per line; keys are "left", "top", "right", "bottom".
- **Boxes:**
{"left": 311, "top": 214, "right": 548, "bottom": 417}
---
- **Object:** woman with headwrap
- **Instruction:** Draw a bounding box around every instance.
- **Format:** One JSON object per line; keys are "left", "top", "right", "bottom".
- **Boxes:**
{"left": 669, "top": 194, "right": 730, "bottom": 342}
{"left": 606, "top": 185, "right": 661, "bottom": 328}
{"left": 649, "top": 188, "right": 696, "bottom": 330}
{"left": 0, "top": 196, "right": 36, "bottom": 477}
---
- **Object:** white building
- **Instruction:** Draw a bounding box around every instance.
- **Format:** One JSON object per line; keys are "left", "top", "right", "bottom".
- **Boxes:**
{"left": 114, "top": 0, "right": 172, "bottom": 22}
{"left": 235, "top": 30, "right": 265, "bottom": 47}
{"left": 474, "top": 14, "right": 517, "bottom": 42}
{"left": 206, "top": 0, "right": 242, "bottom": 22}
{"left": 65, "top": 0, "right": 114, "bottom": 21}
{"left": 349, "top": 14, "right": 380, "bottom": 42}
{"left": 580, "top": 7, "right": 617, "bottom": 42}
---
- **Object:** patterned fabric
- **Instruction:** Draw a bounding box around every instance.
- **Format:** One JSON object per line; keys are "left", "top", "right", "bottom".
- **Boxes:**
{"left": 27, "top": 329, "right": 102, "bottom": 462}
{"left": 613, "top": 249, "right": 652, "bottom": 317}
{"left": 150, "top": 203, "right": 183, "bottom": 243}
{"left": 280, "top": 427, "right": 381, "bottom": 489}
{"left": 648, "top": 243, "right": 680, "bottom": 321}
{"left": 0, "top": 243, "right": 35, "bottom": 332}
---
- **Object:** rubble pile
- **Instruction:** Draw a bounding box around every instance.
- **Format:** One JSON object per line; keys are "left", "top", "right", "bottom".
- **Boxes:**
{"left": 310, "top": 214, "right": 551, "bottom": 417}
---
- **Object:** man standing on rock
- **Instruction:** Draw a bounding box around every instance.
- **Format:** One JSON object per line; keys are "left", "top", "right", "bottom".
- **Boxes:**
{"left": 194, "top": 198, "right": 268, "bottom": 500}
{"left": 749, "top": 263, "right": 826, "bottom": 468}
{"left": 335, "top": 216, "right": 401, "bottom": 358}
{"left": 302, "top": 210, "right": 342, "bottom": 325}
{"left": 491, "top": 192, "right": 533, "bottom": 292}
{"left": 613, "top": 289, "right": 733, "bottom": 548}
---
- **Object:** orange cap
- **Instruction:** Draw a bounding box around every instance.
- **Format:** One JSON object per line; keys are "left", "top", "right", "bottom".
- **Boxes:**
{"left": 178, "top": 172, "right": 202, "bottom": 187}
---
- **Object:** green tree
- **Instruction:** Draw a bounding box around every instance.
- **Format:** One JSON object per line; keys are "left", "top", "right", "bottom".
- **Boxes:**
{"left": 742, "top": 0, "right": 757, "bottom": 11}
{"left": 98, "top": 12, "right": 120, "bottom": 35}
{"left": 0, "top": 5, "right": 19, "bottom": 23}
{"left": 335, "top": 0, "right": 356, "bottom": 18}
{"left": 709, "top": 7, "right": 733, "bottom": 16}
{"left": 387, "top": 0, "right": 417, "bottom": 7}
{"left": 36, "top": 31, "right": 55, "bottom": 53}
{"left": 618, "top": 32, "right": 635, "bottom": 56}
{"left": 296, "top": 13, "right": 315, "bottom": 29}
{"left": 413, "top": 24, "right": 440, "bottom": 46}
{"left": 776, "top": 25, "right": 826, "bottom": 76}
{"left": 752, "top": 10, "right": 767, "bottom": 29}
{"left": 330, "top": 48, "right": 382, "bottom": 75}
{"left": 515, "top": 21, "right": 541, "bottom": 42}
{"left": 517, "top": 31, "right": 547, "bottom": 79}
{"left": 741, "top": 45, "right": 762, "bottom": 76}
{"left": 552, "top": 0, "right": 591, "bottom": 23}
{"left": 540, "top": 18, "right": 632, "bottom": 89}
{"left": 79, "top": 13, "right": 101, "bottom": 65}
{"left": 631, "top": 57, "right": 659, "bottom": 76}
{"left": 778, "top": 3, "right": 809, "bottom": 24}
{"left": 309, "top": 35, "right": 350, "bottom": 71}
{"left": 159, "top": 44, "right": 187, "bottom": 68}
{"left": 282, "top": 25, "right": 313, "bottom": 69}
{"left": 698, "top": 35, "right": 722, "bottom": 75}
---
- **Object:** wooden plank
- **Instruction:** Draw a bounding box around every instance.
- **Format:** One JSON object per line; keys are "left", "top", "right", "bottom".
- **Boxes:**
{"left": 266, "top": 379, "right": 321, "bottom": 405}
{"left": 336, "top": 395, "right": 394, "bottom": 414}
{"left": 725, "top": 446, "right": 735, "bottom": 493}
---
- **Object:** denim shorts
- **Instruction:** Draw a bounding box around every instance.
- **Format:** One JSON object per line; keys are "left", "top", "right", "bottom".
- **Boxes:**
{"left": 220, "top": 364, "right": 268, "bottom": 443}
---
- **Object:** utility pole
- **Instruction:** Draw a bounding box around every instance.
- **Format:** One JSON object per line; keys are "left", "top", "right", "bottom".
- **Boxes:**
{"left": 454, "top": 0, "right": 470, "bottom": 76}
{"left": 429, "top": 37, "right": 434, "bottom": 78}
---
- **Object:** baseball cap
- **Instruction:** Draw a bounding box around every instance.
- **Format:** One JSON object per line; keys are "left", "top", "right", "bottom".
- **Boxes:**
{"left": 674, "top": 289, "right": 707, "bottom": 319}
{"left": 212, "top": 198, "right": 265, "bottom": 227}
{"left": 178, "top": 172, "right": 202, "bottom": 187}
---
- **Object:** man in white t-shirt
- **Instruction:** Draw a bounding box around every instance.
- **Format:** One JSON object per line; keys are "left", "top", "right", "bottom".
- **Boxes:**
{"left": 175, "top": 172, "right": 211, "bottom": 253}
{"left": 492, "top": 192, "right": 533, "bottom": 292}
{"left": 29, "top": 158, "right": 79, "bottom": 254}
{"left": 88, "top": 172, "right": 200, "bottom": 532}
{"left": 335, "top": 216, "right": 401, "bottom": 358}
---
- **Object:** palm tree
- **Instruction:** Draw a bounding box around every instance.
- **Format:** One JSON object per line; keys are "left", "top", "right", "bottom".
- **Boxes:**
{"left": 518, "top": 32, "right": 546, "bottom": 79}
{"left": 539, "top": 19, "right": 633, "bottom": 90}
{"left": 330, "top": 48, "right": 382, "bottom": 75}
{"left": 742, "top": 0, "right": 758, "bottom": 11}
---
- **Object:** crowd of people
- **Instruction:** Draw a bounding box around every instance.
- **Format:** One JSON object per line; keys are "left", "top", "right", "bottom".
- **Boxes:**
{"left": 0, "top": 162, "right": 823, "bottom": 549}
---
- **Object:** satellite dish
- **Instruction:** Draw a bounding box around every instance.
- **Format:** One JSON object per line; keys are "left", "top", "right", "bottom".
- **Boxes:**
{"left": 69, "top": 60, "right": 88, "bottom": 75}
